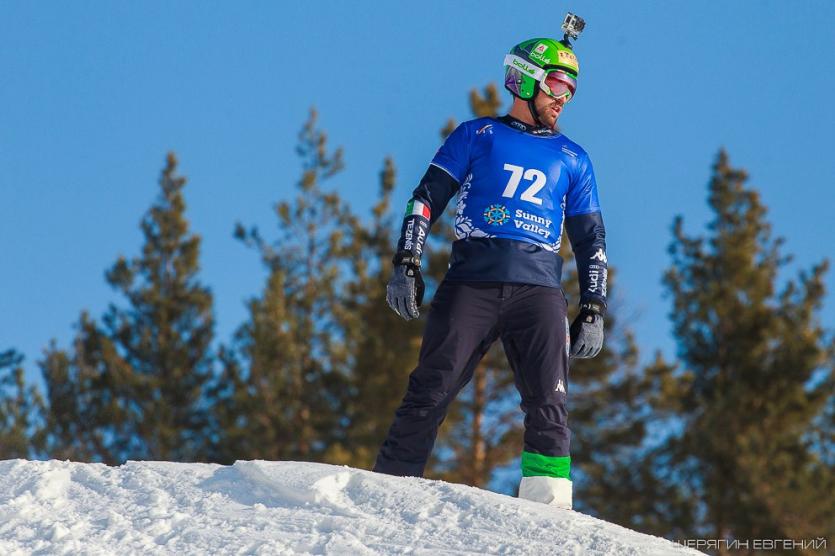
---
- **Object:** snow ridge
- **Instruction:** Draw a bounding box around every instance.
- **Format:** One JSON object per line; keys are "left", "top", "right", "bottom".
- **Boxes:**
{"left": 0, "top": 459, "right": 702, "bottom": 555}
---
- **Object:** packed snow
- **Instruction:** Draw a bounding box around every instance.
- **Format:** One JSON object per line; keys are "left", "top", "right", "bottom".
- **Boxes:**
{"left": 0, "top": 459, "right": 702, "bottom": 555}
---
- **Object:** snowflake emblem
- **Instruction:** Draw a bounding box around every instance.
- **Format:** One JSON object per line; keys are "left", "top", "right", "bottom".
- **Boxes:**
{"left": 483, "top": 204, "right": 511, "bottom": 226}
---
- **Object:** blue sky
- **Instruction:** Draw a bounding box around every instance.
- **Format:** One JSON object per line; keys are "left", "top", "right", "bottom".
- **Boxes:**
{"left": 2, "top": 1, "right": 834, "bottom": 384}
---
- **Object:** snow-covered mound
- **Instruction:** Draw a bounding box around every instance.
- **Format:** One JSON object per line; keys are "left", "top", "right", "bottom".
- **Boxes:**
{"left": 0, "top": 459, "right": 701, "bottom": 555}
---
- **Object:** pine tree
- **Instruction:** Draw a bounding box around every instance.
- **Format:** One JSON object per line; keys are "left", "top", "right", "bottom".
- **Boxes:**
{"left": 563, "top": 268, "right": 675, "bottom": 524}
{"left": 40, "top": 317, "right": 137, "bottom": 463}
{"left": 661, "top": 150, "right": 835, "bottom": 548}
{"left": 211, "top": 110, "right": 358, "bottom": 463}
{"left": 0, "top": 350, "right": 45, "bottom": 458}
{"left": 41, "top": 153, "right": 215, "bottom": 463}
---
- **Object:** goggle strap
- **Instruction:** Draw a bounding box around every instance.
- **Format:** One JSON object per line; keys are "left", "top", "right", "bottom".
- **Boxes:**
{"left": 503, "top": 54, "right": 546, "bottom": 81}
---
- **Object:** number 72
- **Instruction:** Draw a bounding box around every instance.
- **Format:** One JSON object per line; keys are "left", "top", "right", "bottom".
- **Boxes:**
{"left": 501, "top": 163, "right": 547, "bottom": 206}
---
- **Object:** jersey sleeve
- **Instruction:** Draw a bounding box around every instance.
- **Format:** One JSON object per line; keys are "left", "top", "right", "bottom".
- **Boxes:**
{"left": 411, "top": 164, "right": 460, "bottom": 228}
{"left": 429, "top": 122, "right": 472, "bottom": 184}
{"left": 565, "top": 152, "right": 601, "bottom": 216}
{"left": 393, "top": 123, "right": 472, "bottom": 264}
{"left": 564, "top": 152, "right": 608, "bottom": 308}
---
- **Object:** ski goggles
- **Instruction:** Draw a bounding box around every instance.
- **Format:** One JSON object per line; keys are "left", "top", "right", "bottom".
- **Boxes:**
{"left": 540, "top": 70, "right": 576, "bottom": 102}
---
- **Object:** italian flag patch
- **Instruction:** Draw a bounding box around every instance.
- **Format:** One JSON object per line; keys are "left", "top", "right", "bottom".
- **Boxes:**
{"left": 405, "top": 199, "right": 431, "bottom": 219}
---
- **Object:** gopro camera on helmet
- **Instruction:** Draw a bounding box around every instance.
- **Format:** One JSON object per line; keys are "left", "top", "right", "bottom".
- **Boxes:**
{"left": 561, "top": 13, "right": 585, "bottom": 44}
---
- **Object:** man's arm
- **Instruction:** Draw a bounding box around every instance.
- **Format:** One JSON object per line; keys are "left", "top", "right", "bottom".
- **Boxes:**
{"left": 386, "top": 123, "right": 470, "bottom": 320}
{"left": 564, "top": 152, "right": 607, "bottom": 358}
{"left": 565, "top": 210, "right": 607, "bottom": 312}
{"left": 393, "top": 164, "right": 460, "bottom": 267}
{"left": 564, "top": 153, "right": 608, "bottom": 312}
{"left": 394, "top": 121, "right": 471, "bottom": 267}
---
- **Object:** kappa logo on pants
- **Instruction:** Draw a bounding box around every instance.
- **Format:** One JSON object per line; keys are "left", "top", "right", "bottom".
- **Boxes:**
{"left": 555, "top": 379, "right": 566, "bottom": 393}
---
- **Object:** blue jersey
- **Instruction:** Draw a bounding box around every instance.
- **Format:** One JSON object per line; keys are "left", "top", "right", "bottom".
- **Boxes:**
{"left": 396, "top": 115, "right": 608, "bottom": 307}
{"left": 431, "top": 118, "right": 600, "bottom": 253}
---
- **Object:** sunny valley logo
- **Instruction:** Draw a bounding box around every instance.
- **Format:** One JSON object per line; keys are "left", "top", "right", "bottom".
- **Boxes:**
{"left": 483, "top": 204, "right": 511, "bottom": 225}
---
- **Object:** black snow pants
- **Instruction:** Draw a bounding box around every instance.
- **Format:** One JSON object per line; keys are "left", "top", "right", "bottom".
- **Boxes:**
{"left": 373, "top": 280, "right": 570, "bottom": 477}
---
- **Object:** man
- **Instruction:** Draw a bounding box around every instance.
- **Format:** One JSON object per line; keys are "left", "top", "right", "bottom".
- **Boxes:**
{"left": 373, "top": 37, "right": 608, "bottom": 510}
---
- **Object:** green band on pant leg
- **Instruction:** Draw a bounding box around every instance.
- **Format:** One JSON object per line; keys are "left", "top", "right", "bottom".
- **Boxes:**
{"left": 521, "top": 451, "right": 571, "bottom": 479}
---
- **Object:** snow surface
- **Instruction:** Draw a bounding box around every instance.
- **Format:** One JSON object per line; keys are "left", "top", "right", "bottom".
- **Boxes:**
{"left": 0, "top": 459, "right": 703, "bottom": 555}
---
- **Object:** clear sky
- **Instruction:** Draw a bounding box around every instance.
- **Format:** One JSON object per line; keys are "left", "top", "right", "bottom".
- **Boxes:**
{"left": 3, "top": 1, "right": 834, "bottom": 384}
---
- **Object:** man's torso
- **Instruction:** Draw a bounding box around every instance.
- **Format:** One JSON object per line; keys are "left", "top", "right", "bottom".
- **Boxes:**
{"left": 430, "top": 116, "right": 594, "bottom": 288}
{"left": 444, "top": 117, "right": 582, "bottom": 254}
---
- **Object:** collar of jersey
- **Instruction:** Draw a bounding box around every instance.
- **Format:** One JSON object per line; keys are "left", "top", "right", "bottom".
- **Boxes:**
{"left": 496, "top": 115, "right": 559, "bottom": 137}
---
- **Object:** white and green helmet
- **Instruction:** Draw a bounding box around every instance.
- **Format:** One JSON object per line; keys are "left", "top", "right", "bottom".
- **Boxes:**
{"left": 504, "top": 38, "right": 580, "bottom": 101}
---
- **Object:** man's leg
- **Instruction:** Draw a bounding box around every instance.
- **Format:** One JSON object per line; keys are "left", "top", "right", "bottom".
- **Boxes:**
{"left": 373, "top": 281, "right": 501, "bottom": 477}
{"left": 500, "top": 285, "right": 573, "bottom": 508}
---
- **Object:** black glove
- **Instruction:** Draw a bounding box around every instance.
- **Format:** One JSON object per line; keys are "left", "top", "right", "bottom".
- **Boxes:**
{"left": 386, "top": 261, "right": 425, "bottom": 321}
{"left": 569, "top": 302, "right": 605, "bottom": 359}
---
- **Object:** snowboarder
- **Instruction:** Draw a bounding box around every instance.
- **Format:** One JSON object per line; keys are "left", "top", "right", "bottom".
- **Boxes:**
{"left": 373, "top": 25, "right": 607, "bottom": 510}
